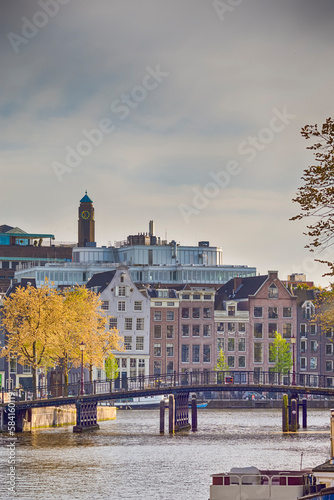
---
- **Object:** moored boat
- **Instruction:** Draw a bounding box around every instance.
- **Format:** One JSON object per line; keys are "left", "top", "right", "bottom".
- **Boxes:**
{"left": 113, "top": 395, "right": 168, "bottom": 409}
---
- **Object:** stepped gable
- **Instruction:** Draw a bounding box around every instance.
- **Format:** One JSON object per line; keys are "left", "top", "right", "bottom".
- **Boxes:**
{"left": 86, "top": 270, "right": 116, "bottom": 294}
{"left": 215, "top": 274, "right": 268, "bottom": 310}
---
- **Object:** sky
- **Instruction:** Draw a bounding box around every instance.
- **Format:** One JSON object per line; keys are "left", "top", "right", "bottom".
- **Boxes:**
{"left": 1, "top": 0, "right": 334, "bottom": 287}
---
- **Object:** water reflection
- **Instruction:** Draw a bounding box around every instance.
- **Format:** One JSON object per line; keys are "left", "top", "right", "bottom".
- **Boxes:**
{"left": 0, "top": 408, "right": 331, "bottom": 500}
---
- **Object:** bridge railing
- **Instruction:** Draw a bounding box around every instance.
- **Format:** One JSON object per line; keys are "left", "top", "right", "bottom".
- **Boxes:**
{"left": 2, "top": 370, "right": 332, "bottom": 403}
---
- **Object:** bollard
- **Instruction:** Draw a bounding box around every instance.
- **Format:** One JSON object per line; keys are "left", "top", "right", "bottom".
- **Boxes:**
{"left": 169, "top": 395, "right": 175, "bottom": 434}
{"left": 160, "top": 399, "right": 165, "bottom": 434}
{"left": 191, "top": 394, "right": 197, "bottom": 432}
{"left": 290, "top": 399, "right": 298, "bottom": 432}
{"left": 282, "top": 394, "right": 289, "bottom": 432}
{"left": 302, "top": 398, "right": 307, "bottom": 429}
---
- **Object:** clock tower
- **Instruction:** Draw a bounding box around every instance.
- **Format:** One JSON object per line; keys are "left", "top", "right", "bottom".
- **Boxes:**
{"left": 78, "top": 191, "right": 95, "bottom": 247}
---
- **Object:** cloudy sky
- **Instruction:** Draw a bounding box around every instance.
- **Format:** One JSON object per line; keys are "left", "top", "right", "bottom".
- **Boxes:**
{"left": 1, "top": 0, "right": 334, "bottom": 286}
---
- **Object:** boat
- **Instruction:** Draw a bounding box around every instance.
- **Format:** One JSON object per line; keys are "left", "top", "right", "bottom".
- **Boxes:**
{"left": 189, "top": 401, "right": 208, "bottom": 408}
{"left": 113, "top": 395, "right": 168, "bottom": 410}
{"left": 209, "top": 466, "right": 326, "bottom": 500}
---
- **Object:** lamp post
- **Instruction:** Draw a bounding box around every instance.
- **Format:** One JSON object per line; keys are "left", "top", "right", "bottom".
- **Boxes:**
{"left": 79, "top": 342, "right": 85, "bottom": 395}
{"left": 291, "top": 335, "right": 296, "bottom": 386}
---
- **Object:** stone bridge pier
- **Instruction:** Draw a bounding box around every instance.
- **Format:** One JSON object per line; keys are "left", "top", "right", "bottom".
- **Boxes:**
{"left": 73, "top": 400, "right": 100, "bottom": 433}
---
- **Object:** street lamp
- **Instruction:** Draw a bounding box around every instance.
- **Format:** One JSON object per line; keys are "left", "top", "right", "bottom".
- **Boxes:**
{"left": 291, "top": 335, "right": 296, "bottom": 386}
{"left": 79, "top": 342, "right": 86, "bottom": 395}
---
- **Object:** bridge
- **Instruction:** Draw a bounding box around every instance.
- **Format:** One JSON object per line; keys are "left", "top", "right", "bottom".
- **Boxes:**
{"left": 1, "top": 370, "right": 333, "bottom": 433}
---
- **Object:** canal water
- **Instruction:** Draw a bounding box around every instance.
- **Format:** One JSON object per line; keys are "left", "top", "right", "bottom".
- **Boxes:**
{"left": 0, "top": 408, "right": 331, "bottom": 500}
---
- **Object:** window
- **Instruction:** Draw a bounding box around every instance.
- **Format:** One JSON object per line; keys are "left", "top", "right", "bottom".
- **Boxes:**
{"left": 154, "top": 343, "right": 162, "bottom": 357}
{"left": 300, "top": 324, "right": 307, "bottom": 337}
{"left": 217, "top": 338, "right": 224, "bottom": 351}
{"left": 310, "top": 340, "right": 318, "bottom": 352}
{"left": 192, "top": 345, "right": 200, "bottom": 363}
{"left": 283, "top": 307, "right": 292, "bottom": 318}
{"left": 23, "top": 363, "right": 31, "bottom": 374}
{"left": 154, "top": 360, "right": 161, "bottom": 376}
{"left": 109, "top": 317, "right": 117, "bottom": 330}
{"left": 204, "top": 294, "right": 212, "bottom": 300}
{"left": 238, "top": 356, "right": 246, "bottom": 368}
{"left": 254, "top": 343, "right": 263, "bottom": 363}
{"left": 166, "top": 344, "right": 174, "bottom": 357}
{"left": 124, "top": 336, "right": 132, "bottom": 351}
{"left": 254, "top": 307, "right": 263, "bottom": 318}
{"left": 101, "top": 300, "right": 109, "bottom": 310}
{"left": 203, "top": 308, "right": 211, "bottom": 318}
{"left": 228, "top": 305, "right": 235, "bottom": 317}
{"left": 310, "top": 324, "right": 317, "bottom": 335}
{"left": 167, "top": 325, "right": 174, "bottom": 339}
{"left": 167, "top": 302, "right": 175, "bottom": 306}
{"left": 254, "top": 323, "right": 263, "bottom": 339}
{"left": 118, "top": 301, "right": 126, "bottom": 312}
{"left": 203, "top": 345, "right": 211, "bottom": 363}
{"left": 182, "top": 325, "right": 190, "bottom": 337}
{"left": 134, "top": 301, "right": 142, "bottom": 311}
{"left": 228, "top": 322, "right": 235, "bottom": 333}
{"left": 192, "top": 307, "right": 200, "bottom": 319}
{"left": 138, "top": 358, "right": 145, "bottom": 377}
{"left": 203, "top": 325, "right": 211, "bottom": 337}
{"left": 326, "top": 344, "right": 333, "bottom": 355}
{"left": 228, "top": 338, "right": 235, "bottom": 351}
{"left": 136, "top": 318, "right": 144, "bottom": 330}
{"left": 310, "top": 357, "right": 317, "bottom": 369}
{"left": 268, "top": 283, "right": 278, "bottom": 298}
{"left": 282, "top": 323, "right": 292, "bottom": 339}
{"left": 124, "top": 318, "right": 132, "bottom": 330}
{"left": 121, "top": 358, "right": 127, "bottom": 368}
{"left": 268, "top": 307, "right": 278, "bottom": 319}
{"left": 182, "top": 294, "right": 190, "bottom": 300}
{"left": 192, "top": 325, "right": 200, "bottom": 337}
{"left": 193, "top": 294, "right": 201, "bottom": 300}
{"left": 130, "top": 358, "right": 136, "bottom": 378}
{"left": 118, "top": 286, "right": 126, "bottom": 297}
{"left": 303, "top": 303, "right": 314, "bottom": 320}
{"left": 154, "top": 311, "right": 162, "bottom": 321}
{"left": 238, "top": 323, "right": 246, "bottom": 333}
{"left": 154, "top": 302, "right": 162, "bottom": 306}
{"left": 268, "top": 323, "right": 277, "bottom": 338}
{"left": 154, "top": 325, "right": 162, "bottom": 339}
{"left": 326, "top": 328, "right": 333, "bottom": 338}
{"left": 136, "top": 337, "right": 144, "bottom": 350}
{"left": 300, "top": 357, "right": 307, "bottom": 370}
{"left": 326, "top": 360, "right": 333, "bottom": 371}
{"left": 167, "top": 361, "right": 174, "bottom": 374}
{"left": 182, "top": 308, "right": 190, "bottom": 319}
{"left": 182, "top": 345, "right": 189, "bottom": 363}
{"left": 166, "top": 310, "right": 174, "bottom": 321}
{"left": 227, "top": 356, "right": 235, "bottom": 368}
{"left": 300, "top": 340, "right": 307, "bottom": 353}
{"left": 238, "top": 338, "right": 246, "bottom": 351}
{"left": 217, "top": 322, "right": 224, "bottom": 332}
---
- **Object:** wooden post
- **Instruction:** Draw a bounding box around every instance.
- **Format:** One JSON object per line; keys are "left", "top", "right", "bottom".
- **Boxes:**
{"left": 290, "top": 399, "right": 298, "bottom": 432}
{"left": 160, "top": 399, "right": 165, "bottom": 435}
{"left": 169, "top": 395, "right": 175, "bottom": 434}
{"left": 302, "top": 398, "right": 307, "bottom": 429}
{"left": 330, "top": 409, "right": 334, "bottom": 457}
{"left": 191, "top": 394, "right": 197, "bottom": 432}
{"left": 282, "top": 394, "right": 289, "bottom": 432}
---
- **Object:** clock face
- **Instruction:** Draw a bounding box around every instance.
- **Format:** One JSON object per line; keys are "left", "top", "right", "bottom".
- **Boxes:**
{"left": 81, "top": 210, "right": 90, "bottom": 220}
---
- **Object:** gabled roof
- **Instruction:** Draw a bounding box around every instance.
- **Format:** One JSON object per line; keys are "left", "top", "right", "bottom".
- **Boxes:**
{"left": 215, "top": 275, "right": 268, "bottom": 309}
{"left": 86, "top": 271, "right": 116, "bottom": 294}
{"left": 6, "top": 226, "right": 27, "bottom": 234}
{"left": 0, "top": 224, "right": 14, "bottom": 234}
{"left": 292, "top": 288, "right": 318, "bottom": 307}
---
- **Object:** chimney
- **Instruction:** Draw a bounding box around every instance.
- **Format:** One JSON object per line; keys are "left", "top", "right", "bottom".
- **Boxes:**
{"left": 233, "top": 277, "right": 242, "bottom": 293}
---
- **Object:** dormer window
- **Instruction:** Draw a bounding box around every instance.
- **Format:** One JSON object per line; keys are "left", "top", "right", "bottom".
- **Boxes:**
{"left": 268, "top": 283, "right": 278, "bottom": 299}
{"left": 228, "top": 305, "right": 236, "bottom": 316}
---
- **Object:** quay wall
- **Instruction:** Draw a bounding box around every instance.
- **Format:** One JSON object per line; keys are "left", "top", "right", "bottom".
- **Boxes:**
{"left": 22, "top": 405, "right": 116, "bottom": 431}
{"left": 207, "top": 399, "right": 334, "bottom": 409}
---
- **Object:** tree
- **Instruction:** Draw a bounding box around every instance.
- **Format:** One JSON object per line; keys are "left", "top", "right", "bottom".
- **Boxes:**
{"left": 105, "top": 355, "right": 119, "bottom": 380}
{"left": 313, "top": 287, "right": 334, "bottom": 336}
{"left": 269, "top": 333, "right": 293, "bottom": 377}
{"left": 214, "top": 348, "right": 229, "bottom": 383}
{"left": 1, "top": 281, "right": 63, "bottom": 396}
{"left": 291, "top": 117, "right": 334, "bottom": 275}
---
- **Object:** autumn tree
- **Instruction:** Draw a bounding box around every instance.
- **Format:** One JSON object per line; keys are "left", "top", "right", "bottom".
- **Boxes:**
{"left": 313, "top": 287, "right": 334, "bottom": 336}
{"left": 105, "top": 355, "right": 119, "bottom": 380}
{"left": 1, "top": 281, "right": 63, "bottom": 397}
{"left": 291, "top": 117, "right": 334, "bottom": 275}
{"left": 214, "top": 348, "right": 229, "bottom": 383}
{"left": 269, "top": 333, "right": 293, "bottom": 378}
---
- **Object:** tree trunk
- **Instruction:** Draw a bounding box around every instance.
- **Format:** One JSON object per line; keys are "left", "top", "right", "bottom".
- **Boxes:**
{"left": 33, "top": 342, "right": 37, "bottom": 399}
